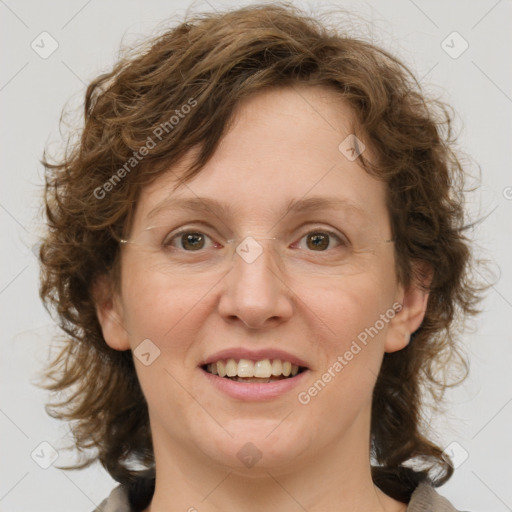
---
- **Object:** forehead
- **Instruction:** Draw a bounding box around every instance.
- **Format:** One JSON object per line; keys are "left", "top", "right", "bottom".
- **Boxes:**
{"left": 133, "top": 85, "right": 388, "bottom": 229}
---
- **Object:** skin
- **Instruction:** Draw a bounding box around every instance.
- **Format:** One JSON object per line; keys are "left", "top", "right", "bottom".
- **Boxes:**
{"left": 96, "top": 85, "right": 429, "bottom": 511}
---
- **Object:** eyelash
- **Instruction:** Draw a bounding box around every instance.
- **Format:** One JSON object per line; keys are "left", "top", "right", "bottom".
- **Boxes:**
{"left": 161, "top": 226, "right": 349, "bottom": 253}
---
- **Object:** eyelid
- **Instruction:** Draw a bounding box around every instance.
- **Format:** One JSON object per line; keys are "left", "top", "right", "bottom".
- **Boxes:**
{"left": 158, "top": 220, "right": 224, "bottom": 241}
{"left": 298, "top": 224, "right": 349, "bottom": 244}
{"left": 162, "top": 226, "right": 218, "bottom": 248}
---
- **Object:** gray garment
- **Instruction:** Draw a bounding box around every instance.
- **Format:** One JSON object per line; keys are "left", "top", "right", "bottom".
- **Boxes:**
{"left": 93, "top": 480, "right": 465, "bottom": 511}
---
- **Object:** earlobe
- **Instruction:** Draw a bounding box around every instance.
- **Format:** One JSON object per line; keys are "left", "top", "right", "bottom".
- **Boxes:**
{"left": 93, "top": 275, "right": 131, "bottom": 351}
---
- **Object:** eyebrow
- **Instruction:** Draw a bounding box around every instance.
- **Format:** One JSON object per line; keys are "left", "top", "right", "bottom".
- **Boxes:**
{"left": 147, "top": 195, "right": 367, "bottom": 221}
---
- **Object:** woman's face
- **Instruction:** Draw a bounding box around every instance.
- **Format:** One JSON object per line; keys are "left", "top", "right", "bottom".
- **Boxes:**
{"left": 98, "top": 85, "right": 426, "bottom": 476}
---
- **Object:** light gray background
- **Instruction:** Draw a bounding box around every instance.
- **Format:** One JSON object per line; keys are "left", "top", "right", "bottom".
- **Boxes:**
{"left": 1, "top": 0, "right": 511, "bottom": 511}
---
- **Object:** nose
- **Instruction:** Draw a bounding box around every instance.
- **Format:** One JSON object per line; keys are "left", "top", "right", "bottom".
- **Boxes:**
{"left": 217, "top": 237, "right": 294, "bottom": 329}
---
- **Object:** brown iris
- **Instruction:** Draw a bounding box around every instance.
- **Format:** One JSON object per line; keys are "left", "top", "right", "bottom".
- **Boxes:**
{"left": 306, "top": 232, "right": 329, "bottom": 250}
{"left": 181, "top": 232, "right": 205, "bottom": 250}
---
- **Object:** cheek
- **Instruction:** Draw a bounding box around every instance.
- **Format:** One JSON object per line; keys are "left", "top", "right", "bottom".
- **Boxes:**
{"left": 119, "top": 263, "right": 205, "bottom": 423}
{"left": 306, "top": 272, "right": 395, "bottom": 348}
{"left": 120, "top": 257, "right": 201, "bottom": 340}
{"left": 300, "top": 273, "right": 396, "bottom": 405}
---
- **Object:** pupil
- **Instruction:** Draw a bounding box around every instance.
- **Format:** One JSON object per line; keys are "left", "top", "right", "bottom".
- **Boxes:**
{"left": 183, "top": 233, "right": 204, "bottom": 250}
{"left": 308, "top": 233, "right": 328, "bottom": 250}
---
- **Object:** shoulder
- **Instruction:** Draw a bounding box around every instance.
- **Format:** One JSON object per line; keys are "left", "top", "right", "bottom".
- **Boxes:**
{"left": 93, "top": 484, "right": 132, "bottom": 512}
{"left": 408, "top": 480, "right": 469, "bottom": 512}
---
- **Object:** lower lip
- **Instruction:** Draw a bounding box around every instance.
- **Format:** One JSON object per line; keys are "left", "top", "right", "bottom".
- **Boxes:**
{"left": 200, "top": 367, "right": 309, "bottom": 401}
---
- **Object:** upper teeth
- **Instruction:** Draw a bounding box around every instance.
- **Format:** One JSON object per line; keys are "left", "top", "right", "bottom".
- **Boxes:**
{"left": 206, "top": 359, "right": 300, "bottom": 378}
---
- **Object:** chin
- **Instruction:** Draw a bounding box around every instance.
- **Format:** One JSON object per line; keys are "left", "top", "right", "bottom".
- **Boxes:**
{"left": 196, "top": 421, "right": 312, "bottom": 473}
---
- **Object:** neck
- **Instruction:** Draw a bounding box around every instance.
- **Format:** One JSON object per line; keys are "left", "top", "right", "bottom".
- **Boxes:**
{"left": 143, "top": 406, "right": 406, "bottom": 512}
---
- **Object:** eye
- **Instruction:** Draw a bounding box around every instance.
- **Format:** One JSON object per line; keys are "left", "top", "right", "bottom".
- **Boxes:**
{"left": 293, "top": 230, "right": 347, "bottom": 252}
{"left": 162, "top": 230, "right": 217, "bottom": 251}
{"left": 160, "top": 227, "right": 348, "bottom": 253}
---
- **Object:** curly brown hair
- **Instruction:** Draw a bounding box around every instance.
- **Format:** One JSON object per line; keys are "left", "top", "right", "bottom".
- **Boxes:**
{"left": 38, "top": 1, "right": 482, "bottom": 506}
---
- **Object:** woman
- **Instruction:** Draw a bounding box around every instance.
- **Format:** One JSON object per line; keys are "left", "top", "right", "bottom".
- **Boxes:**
{"left": 39, "top": 3, "right": 480, "bottom": 511}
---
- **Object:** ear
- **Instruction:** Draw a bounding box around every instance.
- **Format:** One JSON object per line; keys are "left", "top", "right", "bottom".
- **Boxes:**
{"left": 93, "top": 274, "right": 131, "bottom": 351}
{"left": 385, "top": 263, "right": 432, "bottom": 353}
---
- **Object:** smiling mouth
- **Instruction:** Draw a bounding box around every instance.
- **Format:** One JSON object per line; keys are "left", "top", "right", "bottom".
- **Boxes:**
{"left": 202, "top": 358, "right": 307, "bottom": 383}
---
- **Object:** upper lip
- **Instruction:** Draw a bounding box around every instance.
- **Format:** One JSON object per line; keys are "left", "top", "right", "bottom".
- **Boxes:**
{"left": 200, "top": 348, "right": 310, "bottom": 369}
